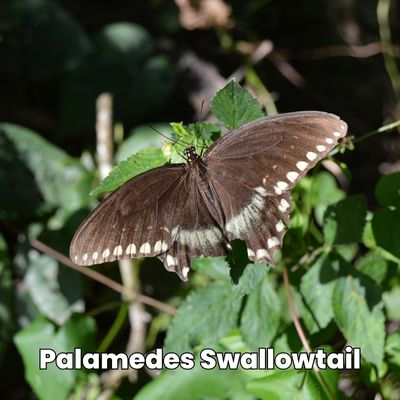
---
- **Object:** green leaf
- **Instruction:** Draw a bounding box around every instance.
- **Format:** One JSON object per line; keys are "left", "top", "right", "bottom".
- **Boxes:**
{"left": 91, "top": 148, "right": 168, "bottom": 196}
{"left": 14, "top": 315, "right": 96, "bottom": 400}
{"left": 356, "top": 251, "right": 388, "bottom": 285}
{"left": 191, "top": 257, "right": 231, "bottom": 283}
{"left": 247, "top": 370, "right": 329, "bottom": 400}
{"left": 233, "top": 263, "right": 268, "bottom": 302}
{"left": 164, "top": 285, "right": 241, "bottom": 353}
{"left": 372, "top": 208, "right": 400, "bottom": 260}
{"left": 240, "top": 276, "right": 281, "bottom": 348}
{"left": 134, "top": 359, "right": 249, "bottom": 400}
{"left": 323, "top": 195, "right": 367, "bottom": 245}
{"left": 332, "top": 259, "right": 385, "bottom": 368}
{"left": 375, "top": 172, "right": 400, "bottom": 207}
{"left": 300, "top": 253, "right": 337, "bottom": 334}
{"left": 0, "top": 234, "right": 13, "bottom": 361}
{"left": 211, "top": 80, "right": 264, "bottom": 130}
{"left": 24, "top": 250, "right": 84, "bottom": 325}
{"left": 0, "top": 123, "right": 92, "bottom": 218}
{"left": 383, "top": 286, "right": 400, "bottom": 321}
{"left": 116, "top": 123, "right": 171, "bottom": 163}
{"left": 385, "top": 332, "right": 400, "bottom": 367}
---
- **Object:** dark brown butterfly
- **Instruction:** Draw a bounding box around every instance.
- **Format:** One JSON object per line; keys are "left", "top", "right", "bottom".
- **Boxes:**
{"left": 70, "top": 111, "right": 347, "bottom": 280}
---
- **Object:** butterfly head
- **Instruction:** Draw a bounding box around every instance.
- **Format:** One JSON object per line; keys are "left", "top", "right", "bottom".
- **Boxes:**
{"left": 184, "top": 146, "right": 199, "bottom": 162}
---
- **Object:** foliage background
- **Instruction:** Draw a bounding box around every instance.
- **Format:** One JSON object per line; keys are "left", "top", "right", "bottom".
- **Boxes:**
{"left": 1, "top": 0, "right": 400, "bottom": 399}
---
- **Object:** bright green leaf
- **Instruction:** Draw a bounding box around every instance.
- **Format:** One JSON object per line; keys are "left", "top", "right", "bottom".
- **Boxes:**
{"left": 240, "top": 277, "right": 280, "bottom": 348}
{"left": 211, "top": 80, "right": 264, "bottom": 130}
{"left": 191, "top": 257, "right": 231, "bottom": 283}
{"left": 91, "top": 148, "right": 168, "bottom": 196}
{"left": 385, "top": 332, "right": 400, "bottom": 367}
{"left": 14, "top": 315, "right": 96, "bottom": 400}
{"left": 323, "top": 195, "right": 367, "bottom": 245}
{"left": 383, "top": 287, "right": 400, "bottom": 321}
{"left": 233, "top": 263, "right": 268, "bottom": 302}
{"left": 332, "top": 260, "right": 385, "bottom": 368}
{"left": 300, "top": 253, "right": 337, "bottom": 334}
{"left": 356, "top": 251, "right": 388, "bottom": 285}
{"left": 164, "top": 285, "right": 241, "bottom": 353}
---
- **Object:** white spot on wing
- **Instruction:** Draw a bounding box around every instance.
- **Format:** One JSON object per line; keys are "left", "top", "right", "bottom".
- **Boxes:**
{"left": 254, "top": 186, "right": 267, "bottom": 197}
{"left": 247, "top": 248, "right": 255, "bottom": 257}
{"left": 166, "top": 255, "right": 177, "bottom": 267}
{"left": 182, "top": 266, "right": 190, "bottom": 279}
{"left": 113, "top": 245, "right": 123, "bottom": 256}
{"left": 178, "top": 227, "right": 222, "bottom": 248}
{"left": 333, "top": 131, "right": 341, "bottom": 137}
{"left": 274, "top": 181, "right": 288, "bottom": 194}
{"left": 287, "top": 171, "right": 299, "bottom": 183}
{"left": 296, "top": 161, "right": 308, "bottom": 171}
{"left": 102, "top": 248, "right": 110, "bottom": 258}
{"left": 256, "top": 249, "right": 269, "bottom": 259}
{"left": 126, "top": 243, "right": 136, "bottom": 255}
{"left": 154, "top": 240, "right": 168, "bottom": 253}
{"left": 278, "top": 198, "right": 290, "bottom": 213}
{"left": 83, "top": 253, "right": 88, "bottom": 262}
{"left": 316, "top": 145, "right": 326, "bottom": 152}
{"left": 74, "top": 255, "right": 78, "bottom": 262}
{"left": 306, "top": 151, "right": 317, "bottom": 161}
{"left": 139, "top": 242, "right": 151, "bottom": 255}
{"left": 276, "top": 220, "right": 285, "bottom": 232}
{"left": 92, "top": 252, "right": 98, "bottom": 260}
{"left": 267, "top": 237, "right": 280, "bottom": 248}
{"left": 325, "top": 137, "right": 334, "bottom": 144}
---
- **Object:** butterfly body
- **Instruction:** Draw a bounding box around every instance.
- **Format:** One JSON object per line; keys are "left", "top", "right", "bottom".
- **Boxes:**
{"left": 70, "top": 111, "right": 347, "bottom": 280}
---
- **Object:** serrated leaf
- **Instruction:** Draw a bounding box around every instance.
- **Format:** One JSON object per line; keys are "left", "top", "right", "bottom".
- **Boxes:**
{"left": 134, "top": 359, "right": 248, "bottom": 400}
{"left": 233, "top": 263, "right": 268, "bottom": 302}
{"left": 385, "top": 332, "right": 400, "bottom": 367}
{"left": 164, "top": 285, "right": 241, "bottom": 354}
{"left": 375, "top": 172, "right": 400, "bottom": 207}
{"left": 332, "top": 259, "right": 385, "bottom": 368}
{"left": 191, "top": 257, "right": 231, "bottom": 283}
{"left": 300, "top": 253, "right": 337, "bottom": 334}
{"left": 323, "top": 195, "right": 367, "bottom": 245}
{"left": 211, "top": 80, "right": 264, "bottom": 130}
{"left": 372, "top": 208, "right": 400, "bottom": 260}
{"left": 383, "top": 287, "right": 400, "bottom": 321}
{"left": 356, "top": 251, "right": 388, "bottom": 285}
{"left": 14, "top": 315, "right": 96, "bottom": 400}
{"left": 116, "top": 123, "right": 171, "bottom": 163}
{"left": 91, "top": 148, "right": 167, "bottom": 196}
{"left": 240, "top": 276, "right": 280, "bottom": 348}
{"left": 247, "top": 370, "right": 329, "bottom": 400}
{"left": 24, "top": 250, "right": 83, "bottom": 325}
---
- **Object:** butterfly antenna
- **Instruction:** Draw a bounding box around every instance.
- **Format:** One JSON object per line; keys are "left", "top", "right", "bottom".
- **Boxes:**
{"left": 149, "top": 124, "right": 180, "bottom": 145}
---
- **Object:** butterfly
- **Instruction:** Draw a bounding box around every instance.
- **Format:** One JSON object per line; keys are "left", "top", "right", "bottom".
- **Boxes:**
{"left": 70, "top": 111, "right": 347, "bottom": 280}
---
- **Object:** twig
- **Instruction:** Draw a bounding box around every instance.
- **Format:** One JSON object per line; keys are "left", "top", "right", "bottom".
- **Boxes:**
{"left": 28, "top": 237, "right": 176, "bottom": 315}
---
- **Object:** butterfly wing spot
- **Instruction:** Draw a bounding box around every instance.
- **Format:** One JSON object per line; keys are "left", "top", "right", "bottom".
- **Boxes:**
{"left": 276, "top": 220, "right": 285, "bottom": 232}
{"left": 316, "top": 145, "right": 326, "bottom": 152}
{"left": 83, "top": 253, "right": 88, "bottom": 262}
{"left": 166, "top": 254, "right": 178, "bottom": 268}
{"left": 74, "top": 255, "right": 78, "bottom": 262}
{"left": 182, "top": 266, "right": 190, "bottom": 279}
{"left": 162, "top": 227, "right": 170, "bottom": 233}
{"left": 286, "top": 171, "right": 299, "bottom": 183}
{"left": 154, "top": 240, "right": 168, "bottom": 253}
{"left": 306, "top": 151, "right": 317, "bottom": 161}
{"left": 256, "top": 249, "right": 269, "bottom": 260}
{"left": 254, "top": 186, "right": 268, "bottom": 197}
{"left": 92, "top": 251, "right": 98, "bottom": 261}
{"left": 325, "top": 137, "right": 334, "bottom": 144}
{"left": 247, "top": 248, "right": 255, "bottom": 257}
{"left": 102, "top": 248, "right": 110, "bottom": 258}
{"left": 278, "top": 198, "right": 290, "bottom": 213}
{"left": 139, "top": 242, "right": 151, "bottom": 255}
{"left": 126, "top": 243, "right": 136, "bottom": 256}
{"left": 113, "top": 245, "right": 123, "bottom": 257}
{"left": 296, "top": 161, "right": 308, "bottom": 171}
{"left": 273, "top": 181, "right": 288, "bottom": 195}
{"left": 267, "top": 237, "right": 280, "bottom": 249}
{"left": 333, "top": 131, "right": 341, "bottom": 137}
